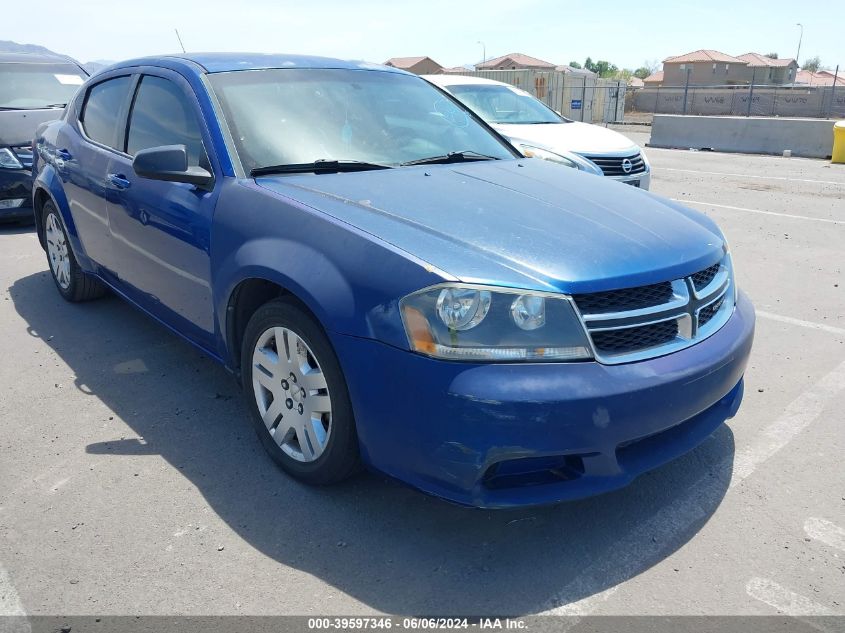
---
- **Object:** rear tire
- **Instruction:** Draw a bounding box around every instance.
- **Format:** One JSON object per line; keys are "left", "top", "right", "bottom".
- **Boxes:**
{"left": 241, "top": 297, "right": 360, "bottom": 485}
{"left": 42, "top": 202, "right": 106, "bottom": 302}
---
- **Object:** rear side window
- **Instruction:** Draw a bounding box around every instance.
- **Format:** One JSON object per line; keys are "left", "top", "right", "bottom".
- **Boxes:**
{"left": 80, "top": 76, "right": 132, "bottom": 148}
{"left": 126, "top": 75, "right": 207, "bottom": 167}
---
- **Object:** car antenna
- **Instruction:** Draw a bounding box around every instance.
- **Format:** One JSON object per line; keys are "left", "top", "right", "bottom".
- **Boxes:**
{"left": 174, "top": 28, "right": 186, "bottom": 53}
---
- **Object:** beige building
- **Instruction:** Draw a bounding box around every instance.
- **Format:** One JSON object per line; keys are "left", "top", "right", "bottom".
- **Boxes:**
{"left": 736, "top": 53, "right": 798, "bottom": 85}
{"left": 656, "top": 50, "right": 800, "bottom": 86}
{"left": 384, "top": 56, "right": 443, "bottom": 75}
{"left": 662, "top": 50, "right": 750, "bottom": 86}
{"left": 475, "top": 53, "right": 556, "bottom": 71}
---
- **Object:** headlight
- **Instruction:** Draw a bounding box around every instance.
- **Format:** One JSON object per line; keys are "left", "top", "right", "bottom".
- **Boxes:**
{"left": 516, "top": 144, "right": 577, "bottom": 169}
{"left": 0, "top": 147, "right": 23, "bottom": 170}
{"left": 400, "top": 284, "right": 593, "bottom": 362}
{"left": 514, "top": 144, "right": 604, "bottom": 176}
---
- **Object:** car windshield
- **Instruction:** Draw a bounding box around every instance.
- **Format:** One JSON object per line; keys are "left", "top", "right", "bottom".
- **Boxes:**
{"left": 208, "top": 68, "right": 516, "bottom": 173}
{"left": 0, "top": 62, "right": 87, "bottom": 110}
{"left": 447, "top": 83, "right": 566, "bottom": 125}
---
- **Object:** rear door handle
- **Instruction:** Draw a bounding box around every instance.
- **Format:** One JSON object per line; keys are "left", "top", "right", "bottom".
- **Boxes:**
{"left": 56, "top": 148, "right": 72, "bottom": 160}
{"left": 108, "top": 173, "right": 131, "bottom": 189}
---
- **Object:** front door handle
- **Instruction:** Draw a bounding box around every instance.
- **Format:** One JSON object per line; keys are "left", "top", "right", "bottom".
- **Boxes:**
{"left": 108, "top": 173, "right": 131, "bottom": 189}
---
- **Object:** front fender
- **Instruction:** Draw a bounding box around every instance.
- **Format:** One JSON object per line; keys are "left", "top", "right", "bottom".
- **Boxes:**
{"left": 214, "top": 237, "right": 357, "bottom": 339}
{"left": 211, "top": 181, "right": 446, "bottom": 366}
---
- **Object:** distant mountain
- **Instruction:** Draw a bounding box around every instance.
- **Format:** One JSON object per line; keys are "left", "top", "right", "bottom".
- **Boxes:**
{"left": 0, "top": 40, "right": 113, "bottom": 74}
{"left": 0, "top": 40, "right": 62, "bottom": 57}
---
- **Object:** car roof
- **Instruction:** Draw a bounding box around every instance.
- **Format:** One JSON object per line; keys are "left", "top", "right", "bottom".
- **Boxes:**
{"left": 0, "top": 51, "right": 84, "bottom": 66}
{"left": 423, "top": 74, "right": 510, "bottom": 87}
{"left": 106, "top": 53, "right": 407, "bottom": 75}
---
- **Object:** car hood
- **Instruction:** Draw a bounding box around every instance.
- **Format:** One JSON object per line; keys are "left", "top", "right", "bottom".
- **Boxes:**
{"left": 255, "top": 159, "right": 723, "bottom": 294}
{"left": 0, "top": 108, "right": 64, "bottom": 146}
{"left": 495, "top": 121, "right": 638, "bottom": 156}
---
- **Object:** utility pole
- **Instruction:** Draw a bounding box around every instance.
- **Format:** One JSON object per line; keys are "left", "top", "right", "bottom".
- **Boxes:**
{"left": 747, "top": 67, "right": 756, "bottom": 117}
{"left": 682, "top": 66, "right": 692, "bottom": 115}
{"left": 477, "top": 41, "right": 486, "bottom": 65}
{"left": 795, "top": 23, "right": 803, "bottom": 67}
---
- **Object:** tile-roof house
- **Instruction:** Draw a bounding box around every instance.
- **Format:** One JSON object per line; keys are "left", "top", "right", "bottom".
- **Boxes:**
{"left": 384, "top": 56, "right": 443, "bottom": 75}
{"left": 736, "top": 53, "right": 798, "bottom": 84}
{"left": 795, "top": 69, "right": 839, "bottom": 86}
{"left": 662, "top": 49, "right": 750, "bottom": 86}
{"left": 475, "top": 53, "right": 556, "bottom": 71}
{"left": 643, "top": 70, "right": 663, "bottom": 86}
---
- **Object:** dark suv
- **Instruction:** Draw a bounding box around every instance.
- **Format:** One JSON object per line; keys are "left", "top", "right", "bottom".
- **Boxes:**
{"left": 0, "top": 52, "right": 87, "bottom": 223}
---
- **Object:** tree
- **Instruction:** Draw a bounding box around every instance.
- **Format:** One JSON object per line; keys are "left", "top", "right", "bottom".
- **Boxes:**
{"left": 765, "top": 52, "right": 779, "bottom": 59}
{"left": 593, "top": 60, "right": 618, "bottom": 78}
{"left": 802, "top": 56, "right": 822, "bottom": 72}
{"left": 584, "top": 57, "right": 595, "bottom": 72}
{"left": 568, "top": 60, "right": 582, "bottom": 69}
{"left": 633, "top": 66, "right": 652, "bottom": 79}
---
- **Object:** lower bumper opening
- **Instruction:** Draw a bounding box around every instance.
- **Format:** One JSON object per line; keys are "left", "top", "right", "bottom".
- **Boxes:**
{"left": 482, "top": 454, "right": 587, "bottom": 490}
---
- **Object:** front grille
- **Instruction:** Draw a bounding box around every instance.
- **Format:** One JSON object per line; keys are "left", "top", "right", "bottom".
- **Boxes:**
{"left": 573, "top": 282, "right": 672, "bottom": 314}
{"left": 592, "top": 320, "right": 679, "bottom": 354}
{"left": 691, "top": 263, "right": 720, "bottom": 291}
{"left": 698, "top": 295, "right": 725, "bottom": 327}
{"left": 575, "top": 257, "right": 733, "bottom": 364}
{"left": 585, "top": 153, "right": 647, "bottom": 177}
{"left": 11, "top": 146, "right": 33, "bottom": 169}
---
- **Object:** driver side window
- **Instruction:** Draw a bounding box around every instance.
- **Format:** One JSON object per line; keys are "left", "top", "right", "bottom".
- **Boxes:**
{"left": 126, "top": 75, "right": 209, "bottom": 170}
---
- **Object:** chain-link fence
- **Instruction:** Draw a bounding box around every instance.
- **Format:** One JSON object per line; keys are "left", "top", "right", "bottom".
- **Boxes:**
{"left": 449, "top": 69, "right": 627, "bottom": 124}
{"left": 627, "top": 83, "right": 845, "bottom": 119}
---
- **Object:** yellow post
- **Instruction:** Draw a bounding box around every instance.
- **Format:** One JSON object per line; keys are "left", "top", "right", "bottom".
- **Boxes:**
{"left": 833, "top": 121, "right": 845, "bottom": 164}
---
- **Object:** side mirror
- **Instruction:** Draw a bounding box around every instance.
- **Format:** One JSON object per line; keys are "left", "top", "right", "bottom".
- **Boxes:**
{"left": 132, "top": 145, "right": 214, "bottom": 189}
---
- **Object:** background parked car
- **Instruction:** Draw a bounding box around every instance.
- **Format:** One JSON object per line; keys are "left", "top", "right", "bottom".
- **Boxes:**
{"left": 425, "top": 74, "right": 651, "bottom": 189}
{"left": 0, "top": 52, "right": 88, "bottom": 224}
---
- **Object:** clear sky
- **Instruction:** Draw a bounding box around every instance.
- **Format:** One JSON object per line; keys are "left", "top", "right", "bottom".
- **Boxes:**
{"left": 4, "top": 0, "right": 842, "bottom": 71}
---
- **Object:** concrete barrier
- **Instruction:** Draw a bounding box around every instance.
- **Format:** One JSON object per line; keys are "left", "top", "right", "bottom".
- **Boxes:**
{"left": 649, "top": 115, "right": 838, "bottom": 158}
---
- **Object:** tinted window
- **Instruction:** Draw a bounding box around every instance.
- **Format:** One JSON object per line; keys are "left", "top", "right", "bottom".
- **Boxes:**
{"left": 127, "top": 76, "right": 206, "bottom": 167}
{"left": 80, "top": 76, "right": 132, "bottom": 148}
{"left": 0, "top": 62, "right": 87, "bottom": 110}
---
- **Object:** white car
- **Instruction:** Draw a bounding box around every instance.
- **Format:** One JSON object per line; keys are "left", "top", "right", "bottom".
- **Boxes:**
{"left": 424, "top": 74, "right": 651, "bottom": 190}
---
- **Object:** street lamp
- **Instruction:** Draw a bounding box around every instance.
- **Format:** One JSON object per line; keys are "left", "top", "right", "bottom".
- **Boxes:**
{"left": 795, "top": 23, "right": 803, "bottom": 66}
{"left": 477, "top": 41, "right": 486, "bottom": 64}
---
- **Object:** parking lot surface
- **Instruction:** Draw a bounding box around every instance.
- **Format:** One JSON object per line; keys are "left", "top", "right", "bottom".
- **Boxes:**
{"left": 1, "top": 131, "right": 843, "bottom": 620}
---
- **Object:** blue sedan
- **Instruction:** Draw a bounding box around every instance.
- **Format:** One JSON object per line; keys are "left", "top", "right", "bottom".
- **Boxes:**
{"left": 31, "top": 54, "right": 754, "bottom": 507}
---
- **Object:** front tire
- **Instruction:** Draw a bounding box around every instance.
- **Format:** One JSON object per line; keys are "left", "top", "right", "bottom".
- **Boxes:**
{"left": 241, "top": 297, "right": 360, "bottom": 485}
{"left": 42, "top": 202, "right": 106, "bottom": 302}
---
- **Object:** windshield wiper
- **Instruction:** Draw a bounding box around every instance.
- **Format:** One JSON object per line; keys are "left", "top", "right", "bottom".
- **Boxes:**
{"left": 250, "top": 159, "right": 393, "bottom": 177}
{"left": 400, "top": 151, "right": 500, "bottom": 166}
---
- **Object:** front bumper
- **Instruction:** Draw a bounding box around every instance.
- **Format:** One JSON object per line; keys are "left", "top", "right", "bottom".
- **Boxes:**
{"left": 611, "top": 170, "right": 651, "bottom": 190}
{"left": 332, "top": 290, "right": 754, "bottom": 508}
{"left": 0, "top": 168, "right": 34, "bottom": 222}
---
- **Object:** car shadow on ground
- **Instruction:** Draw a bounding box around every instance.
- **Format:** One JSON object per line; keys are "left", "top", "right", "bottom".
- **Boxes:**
{"left": 10, "top": 270, "right": 735, "bottom": 616}
{"left": 0, "top": 221, "right": 36, "bottom": 235}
